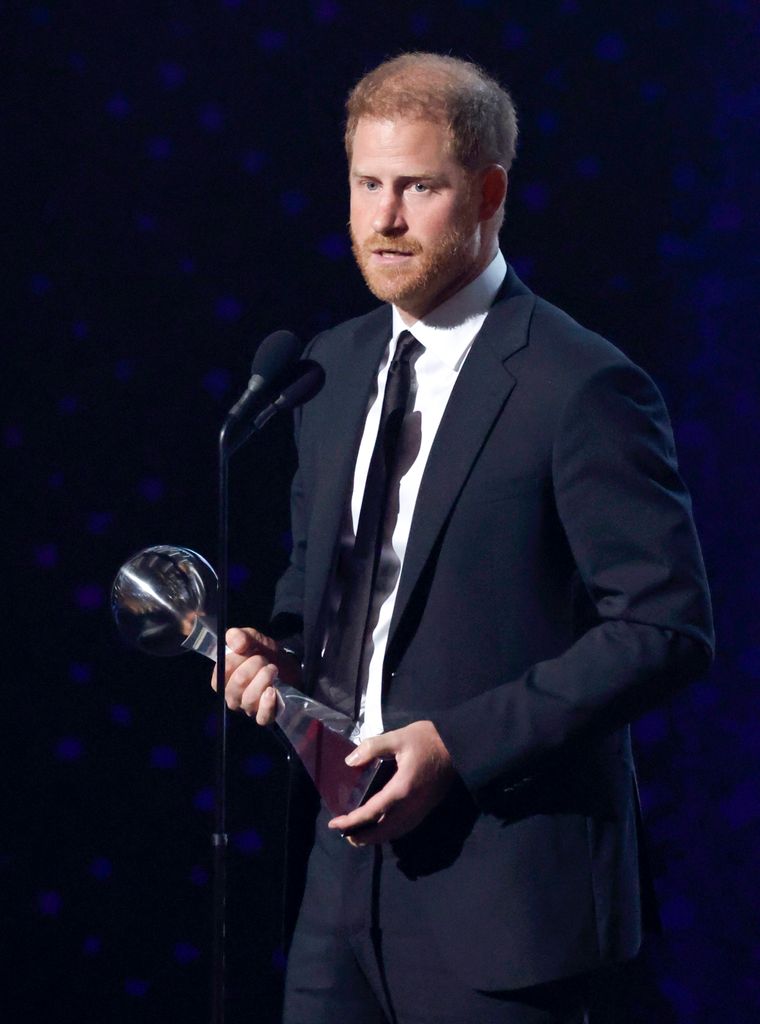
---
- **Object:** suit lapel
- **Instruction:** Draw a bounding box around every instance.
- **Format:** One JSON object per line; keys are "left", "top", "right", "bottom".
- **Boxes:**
{"left": 386, "top": 275, "right": 536, "bottom": 663}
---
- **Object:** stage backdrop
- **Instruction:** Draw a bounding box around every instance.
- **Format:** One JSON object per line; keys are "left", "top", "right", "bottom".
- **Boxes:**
{"left": 5, "top": 2, "right": 758, "bottom": 1022}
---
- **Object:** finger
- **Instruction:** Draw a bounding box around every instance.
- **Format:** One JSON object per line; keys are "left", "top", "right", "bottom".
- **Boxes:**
{"left": 328, "top": 784, "right": 395, "bottom": 834}
{"left": 225, "top": 655, "right": 271, "bottom": 709}
{"left": 240, "top": 663, "right": 277, "bottom": 716}
{"left": 345, "top": 729, "right": 403, "bottom": 767}
{"left": 255, "top": 681, "right": 279, "bottom": 726}
{"left": 226, "top": 626, "right": 275, "bottom": 656}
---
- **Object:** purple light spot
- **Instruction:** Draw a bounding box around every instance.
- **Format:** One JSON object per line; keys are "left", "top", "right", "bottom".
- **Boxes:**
{"left": 30, "top": 7, "right": 52, "bottom": 26}
{"left": 124, "top": 979, "right": 150, "bottom": 997}
{"left": 233, "top": 828, "right": 263, "bottom": 855}
{"left": 575, "top": 155, "right": 600, "bottom": 178}
{"left": 510, "top": 257, "right": 534, "bottom": 281}
{"left": 83, "top": 935, "right": 101, "bottom": 956}
{"left": 138, "top": 477, "right": 164, "bottom": 502}
{"left": 147, "top": 136, "right": 172, "bottom": 160}
{"left": 55, "top": 736, "right": 84, "bottom": 761}
{"left": 111, "top": 704, "right": 133, "bottom": 725}
{"left": 106, "top": 94, "right": 131, "bottom": 118}
{"left": 280, "top": 190, "right": 308, "bottom": 216}
{"left": 409, "top": 12, "right": 430, "bottom": 35}
{"left": 90, "top": 857, "right": 112, "bottom": 880}
{"left": 313, "top": 0, "right": 339, "bottom": 23}
{"left": 595, "top": 33, "right": 627, "bottom": 62}
{"left": 69, "top": 662, "right": 92, "bottom": 684}
{"left": 194, "top": 786, "right": 214, "bottom": 812}
{"left": 158, "top": 61, "right": 186, "bottom": 89}
{"left": 38, "top": 891, "right": 62, "bottom": 916}
{"left": 87, "top": 511, "right": 113, "bottom": 535}
{"left": 74, "top": 584, "right": 104, "bottom": 610}
{"left": 673, "top": 164, "right": 698, "bottom": 191}
{"left": 215, "top": 296, "right": 243, "bottom": 322}
{"left": 202, "top": 368, "right": 231, "bottom": 400}
{"left": 244, "top": 753, "right": 273, "bottom": 778}
{"left": 49, "top": 469, "right": 64, "bottom": 487}
{"left": 660, "top": 978, "right": 699, "bottom": 1018}
{"left": 317, "top": 233, "right": 349, "bottom": 260}
{"left": 710, "top": 201, "right": 743, "bottom": 231}
{"left": 502, "top": 22, "right": 528, "bottom": 49}
{"left": 242, "top": 150, "right": 266, "bottom": 175}
{"left": 633, "top": 708, "right": 668, "bottom": 745}
{"left": 721, "top": 779, "right": 760, "bottom": 828}
{"left": 658, "top": 233, "right": 689, "bottom": 259}
{"left": 660, "top": 894, "right": 696, "bottom": 930}
{"left": 608, "top": 273, "right": 632, "bottom": 292}
{"left": 688, "top": 681, "right": 720, "bottom": 711}
{"left": 641, "top": 81, "right": 665, "bottom": 102}
{"left": 4, "top": 425, "right": 23, "bottom": 448}
{"left": 31, "top": 273, "right": 51, "bottom": 296}
{"left": 58, "top": 395, "right": 78, "bottom": 414}
{"left": 199, "top": 103, "right": 224, "bottom": 132}
{"left": 228, "top": 563, "right": 250, "bottom": 589}
{"left": 34, "top": 543, "right": 58, "bottom": 568}
{"left": 189, "top": 864, "right": 208, "bottom": 886}
{"left": 637, "top": 782, "right": 670, "bottom": 813}
{"left": 136, "top": 212, "right": 156, "bottom": 232}
{"left": 179, "top": 256, "right": 196, "bottom": 274}
{"left": 151, "top": 745, "right": 178, "bottom": 770}
{"left": 257, "top": 28, "right": 286, "bottom": 51}
{"left": 738, "top": 647, "right": 760, "bottom": 679}
{"left": 114, "top": 358, "right": 134, "bottom": 381}
{"left": 520, "top": 183, "right": 549, "bottom": 212}
{"left": 536, "top": 110, "right": 558, "bottom": 135}
{"left": 174, "top": 941, "right": 200, "bottom": 964}
{"left": 72, "top": 320, "right": 89, "bottom": 339}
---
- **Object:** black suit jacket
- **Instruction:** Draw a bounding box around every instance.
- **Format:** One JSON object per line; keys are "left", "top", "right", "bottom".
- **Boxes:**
{"left": 271, "top": 266, "right": 714, "bottom": 990}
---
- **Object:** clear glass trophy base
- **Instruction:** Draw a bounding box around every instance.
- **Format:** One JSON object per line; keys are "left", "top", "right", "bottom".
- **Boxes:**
{"left": 112, "top": 546, "right": 383, "bottom": 817}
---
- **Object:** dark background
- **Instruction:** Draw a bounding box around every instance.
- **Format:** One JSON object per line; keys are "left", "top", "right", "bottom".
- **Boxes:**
{"left": 4, "top": 1, "right": 758, "bottom": 1021}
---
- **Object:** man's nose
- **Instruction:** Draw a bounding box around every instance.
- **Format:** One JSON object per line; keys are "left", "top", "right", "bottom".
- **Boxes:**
{"left": 371, "top": 193, "right": 406, "bottom": 234}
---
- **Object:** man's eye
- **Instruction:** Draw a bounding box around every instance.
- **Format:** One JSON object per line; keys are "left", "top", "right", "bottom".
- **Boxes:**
{"left": 411, "top": 182, "right": 429, "bottom": 193}
{"left": 364, "top": 180, "right": 379, "bottom": 191}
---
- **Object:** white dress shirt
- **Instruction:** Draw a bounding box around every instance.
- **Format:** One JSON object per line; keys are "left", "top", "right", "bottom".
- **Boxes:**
{"left": 332, "top": 251, "right": 507, "bottom": 740}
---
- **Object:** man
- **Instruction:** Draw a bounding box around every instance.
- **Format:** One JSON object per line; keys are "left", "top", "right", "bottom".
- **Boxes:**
{"left": 216, "top": 53, "right": 713, "bottom": 1023}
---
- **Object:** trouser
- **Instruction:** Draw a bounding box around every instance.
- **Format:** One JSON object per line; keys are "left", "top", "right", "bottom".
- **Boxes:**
{"left": 284, "top": 808, "right": 591, "bottom": 1024}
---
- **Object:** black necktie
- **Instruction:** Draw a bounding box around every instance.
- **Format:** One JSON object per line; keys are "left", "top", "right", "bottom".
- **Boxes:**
{"left": 323, "top": 330, "right": 420, "bottom": 718}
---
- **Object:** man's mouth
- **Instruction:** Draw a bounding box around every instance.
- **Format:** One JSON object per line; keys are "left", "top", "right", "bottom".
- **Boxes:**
{"left": 371, "top": 248, "right": 415, "bottom": 261}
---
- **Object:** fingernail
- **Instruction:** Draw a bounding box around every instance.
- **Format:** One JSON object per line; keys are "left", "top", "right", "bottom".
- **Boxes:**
{"left": 345, "top": 751, "right": 359, "bottom": 766}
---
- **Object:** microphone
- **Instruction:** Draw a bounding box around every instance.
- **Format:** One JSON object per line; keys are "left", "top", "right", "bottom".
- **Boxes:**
{"left": 252, "top": 360, "right": 325, "bottom": 431}
{"left": 226, "top": 330, "right": 302, "bottom": 422}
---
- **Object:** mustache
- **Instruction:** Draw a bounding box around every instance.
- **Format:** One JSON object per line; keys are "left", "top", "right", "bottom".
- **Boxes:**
{"left": 355, "top": 234, "right": 423, "bottom": 255}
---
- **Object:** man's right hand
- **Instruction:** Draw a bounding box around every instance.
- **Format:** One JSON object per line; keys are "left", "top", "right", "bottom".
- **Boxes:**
{"left": 210, "top": 627, "right": 302, "bottom": 726}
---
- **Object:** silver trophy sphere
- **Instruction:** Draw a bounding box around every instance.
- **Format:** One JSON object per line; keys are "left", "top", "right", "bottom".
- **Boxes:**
{"left": 112, "top": 545, "right": 220, "bottom": 660}
{"left": 111, "top": 544, "right": 385, "bottom": 816}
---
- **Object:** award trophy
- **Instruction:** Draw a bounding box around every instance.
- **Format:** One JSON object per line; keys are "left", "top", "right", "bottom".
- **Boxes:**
{"left": 112, "top": 545, "right": 383, "bottom": 816}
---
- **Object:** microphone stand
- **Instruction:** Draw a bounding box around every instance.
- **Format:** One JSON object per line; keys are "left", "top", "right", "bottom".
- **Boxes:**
{"left": 211, "top": 363, "right": 324, "bottom": 1024}
{"left": 212, "top": 414, "right": 233, "bottom": 1024}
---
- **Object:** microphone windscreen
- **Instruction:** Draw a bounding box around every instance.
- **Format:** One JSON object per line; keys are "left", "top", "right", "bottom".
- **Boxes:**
{"left": 278, "top": 361, "right": 325, "bottom": 412}
{"left": 250, "top": 330, "right": 302, "bottom": 384}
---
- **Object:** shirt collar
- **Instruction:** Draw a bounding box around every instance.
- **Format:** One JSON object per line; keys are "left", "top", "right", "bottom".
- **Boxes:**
{"left": 390, "top": 250, "right": 507, "bottom": 371}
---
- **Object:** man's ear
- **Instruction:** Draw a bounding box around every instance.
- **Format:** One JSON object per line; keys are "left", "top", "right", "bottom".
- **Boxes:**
{"left": 478, "top": 164, "right": 508, "bottom": 222}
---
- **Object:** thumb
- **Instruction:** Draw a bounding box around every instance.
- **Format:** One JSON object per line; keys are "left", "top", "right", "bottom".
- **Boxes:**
{"left": 345, "top": 733, "right": 394, "bottom": 767}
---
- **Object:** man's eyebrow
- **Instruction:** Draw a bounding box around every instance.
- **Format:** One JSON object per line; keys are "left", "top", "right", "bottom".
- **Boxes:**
{"left": 350, "top": 170, "right": 443, "bottom": 180}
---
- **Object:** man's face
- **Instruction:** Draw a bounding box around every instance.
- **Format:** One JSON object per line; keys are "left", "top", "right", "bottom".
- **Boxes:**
{"left": 349, "top": 117, "right": 486, "bottom": 321}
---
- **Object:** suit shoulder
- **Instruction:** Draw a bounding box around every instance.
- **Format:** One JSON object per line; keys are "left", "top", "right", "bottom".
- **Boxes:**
{"left": 305, "top": 304, "right": 390, "bottom": 362}
{"left": 529, "top": 296, "right": 640, "bottom": 378}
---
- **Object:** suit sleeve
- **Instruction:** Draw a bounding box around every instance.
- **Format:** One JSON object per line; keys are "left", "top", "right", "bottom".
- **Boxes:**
{"left": 431, "top": 361, "right": 714, "bottom": 794}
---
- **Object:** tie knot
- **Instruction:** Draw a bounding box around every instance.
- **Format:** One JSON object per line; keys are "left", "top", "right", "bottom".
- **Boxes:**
{"left": 389, "top": 330, "right": 419, "bottom": 373}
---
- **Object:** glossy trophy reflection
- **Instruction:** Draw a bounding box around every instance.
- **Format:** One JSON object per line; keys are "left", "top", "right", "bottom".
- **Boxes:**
{"left": 112, "top": 545, "right": 382, "bottom": 815}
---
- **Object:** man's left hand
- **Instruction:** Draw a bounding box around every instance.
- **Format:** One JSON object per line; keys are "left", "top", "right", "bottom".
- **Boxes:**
{"left": 328, "top": 720, "right": 456, "bottom": 845}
